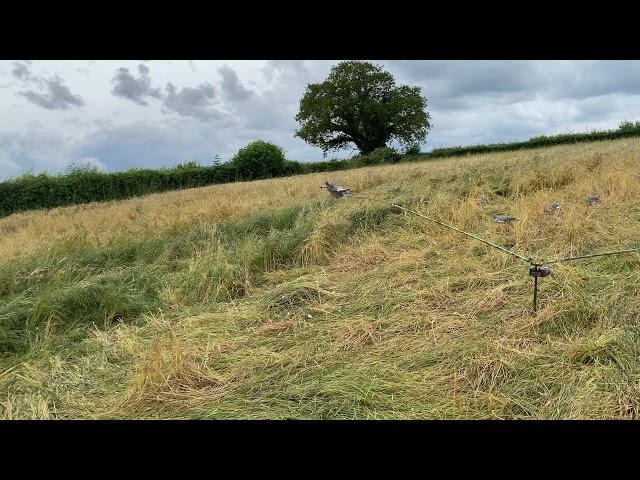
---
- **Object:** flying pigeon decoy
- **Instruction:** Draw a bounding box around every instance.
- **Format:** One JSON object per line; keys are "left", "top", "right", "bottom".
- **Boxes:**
{"left": 321, "top": 181, "right": 353, "bottom": 198}
{"left": 495, "top": 215, "right": 518, "bottom": 224}
{"left": 545, "top": 201, "right": 561, "bottom": 214}
{"left": 586, "top": 193, "right": 601, "bottom": 205}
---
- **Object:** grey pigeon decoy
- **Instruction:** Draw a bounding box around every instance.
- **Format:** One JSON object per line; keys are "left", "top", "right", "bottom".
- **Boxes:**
{"left": 545, "top": 201, "right": 561, "bottom": 214}
{"left": 321, "top": 181, "right": 353, "bottom": 198}
{"left": 586, "top": 193, "right": 601, "bottom": 205}
{"left": 495, "top": 215, "right": 518, "bottom": 224}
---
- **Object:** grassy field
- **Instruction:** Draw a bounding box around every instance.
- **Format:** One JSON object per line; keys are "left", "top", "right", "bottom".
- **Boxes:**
{"left": 2, "top": 137, "right": 640, "bottom": 419}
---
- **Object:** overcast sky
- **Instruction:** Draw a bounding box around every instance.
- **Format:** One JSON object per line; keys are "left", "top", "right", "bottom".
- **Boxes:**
{"left": 1, "top": 60, "right": 639, "bottom": 180}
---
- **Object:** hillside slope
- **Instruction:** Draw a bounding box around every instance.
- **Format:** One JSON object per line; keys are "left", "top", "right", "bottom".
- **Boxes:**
{"left": 2, "top": 138, "right": 640, "bottom": 419}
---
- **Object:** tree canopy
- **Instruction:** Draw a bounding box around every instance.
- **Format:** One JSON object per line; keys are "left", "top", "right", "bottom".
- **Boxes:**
{"left": 229, "top": 140, "right": 286, "bottom": 180}
{"left": 295, "top": 61, "right": 431, "bottom": 155}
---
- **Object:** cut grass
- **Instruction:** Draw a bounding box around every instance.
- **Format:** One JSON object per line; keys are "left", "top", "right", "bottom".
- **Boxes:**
{"left": 2, "top": 137, "right": 640, "bottom": 418}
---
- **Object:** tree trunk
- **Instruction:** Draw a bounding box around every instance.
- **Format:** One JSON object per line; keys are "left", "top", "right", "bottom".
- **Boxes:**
{"left": 359, "top": 138, "right": 388, "bottom": 155}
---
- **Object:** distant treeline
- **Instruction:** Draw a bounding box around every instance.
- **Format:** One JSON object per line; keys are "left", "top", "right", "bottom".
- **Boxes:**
{"left": 427, "top": 120, "right": 640, "bottom": 158}
{"left": 1, "top": 121, "right": 640, "bottom": 218}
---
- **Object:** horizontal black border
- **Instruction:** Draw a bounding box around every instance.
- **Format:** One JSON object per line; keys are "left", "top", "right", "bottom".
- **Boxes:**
{"left": 0, "top": 419, "right": 634, "bottom": 471}
{"left": 2, "top": 6, "right": 638, "bottom": 60}
{"left": 2, "top": 419, "right": 638, "bottom": 437}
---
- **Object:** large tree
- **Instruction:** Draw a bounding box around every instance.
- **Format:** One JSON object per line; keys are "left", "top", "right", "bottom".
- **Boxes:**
{"left": 295, "top": 61, "right": 431, "bottom": 155}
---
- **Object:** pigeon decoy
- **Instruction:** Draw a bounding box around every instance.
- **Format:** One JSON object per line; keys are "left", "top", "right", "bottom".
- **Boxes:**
{"left": 321, "top": 181, "right": 353, "bottom": 198}
{"left": 586, "top": 193, "right": 601, "bottom": 205}
{"left": 545, "top": 201, "right": 561, "bottom": 214}
{"left": 495, "top": 215, "right": 518, "bottom": 224}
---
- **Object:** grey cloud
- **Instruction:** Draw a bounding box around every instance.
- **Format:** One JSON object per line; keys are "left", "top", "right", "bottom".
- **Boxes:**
{"left": 93, "top": 118, "right": 115, "bottom": 128}
{"left": 19, "top": 76, "right": 85, "bottom": 110}
{"left": 385, "top": 60, "right": 544, "bottom": 102}
{"left": 264, "top": 60, "right": 311, "bottom": 79}
{"left": 61, "top": 117, "right": 82, "bottom": 126}
{"left": 11, "top": 61, "right": 32, "bottom": 80}
{"left": 423, "top": 93, "right": 640, "bottom": 151}
{"left": 261, "top": 60, "right": 331, "bottom": 99}
{"left": 219, "top": 66, "right": 254, "bottom": 101}
{"left": 243, "top": 97, "right": 295, "bottom": 131}
{"left": 0, "top": 118, "right": 310, "bottom": 181}
{"left": 0, "top": 121, "right": 216, "bottom": 180}
{"left": 430, "top": 90, "right": 536, "bottom": 113}
{"left": 0, "top": 151, "right": 22, "bottom": 179}
{"left": 11, "top": 63, "right": 85, "bottom": 111}
{"left": 0, "top": 128, "right": 74, "bottom": 180}
{"left": 386, "top": 60, "right": 640, "bottom": 107}
{"left": 73, "top": 121, "right": 221, "bottom": 171}
{"left": 161, "top": 82, "right": 226, "bottom": 121}
{"left": 26, "top": 120, "right": 45, "bottom": 130}
{"left": 545, "top": 61, "right": 640, "bottom": 100}
{"left": 216, "top": 61, "right": 327, "bottom": 132}
{"left": 61, "top": 117, "right": 114, "bottom": 129}
{"left": 378, "top": 60, "right": 640, "bottom": 150}
{"left": 111, "top": 64, "right": 161, "bottom": 105}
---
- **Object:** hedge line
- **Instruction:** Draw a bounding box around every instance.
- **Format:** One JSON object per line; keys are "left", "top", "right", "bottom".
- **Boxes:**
{"left": 427, "top": 121, "right": 640, "bottom": 158}
{"left": 2, "top": 122, "right": 640, "bottom": 218}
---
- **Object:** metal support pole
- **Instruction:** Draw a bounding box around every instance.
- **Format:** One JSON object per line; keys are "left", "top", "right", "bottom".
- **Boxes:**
{"left": 529, "top": 264, "right": 550, "bottom": 315}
